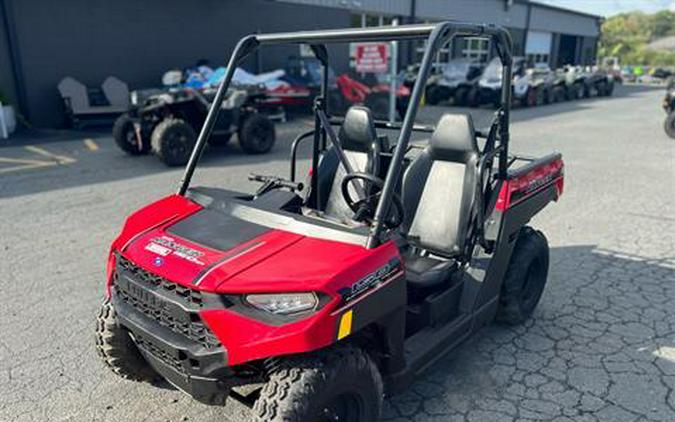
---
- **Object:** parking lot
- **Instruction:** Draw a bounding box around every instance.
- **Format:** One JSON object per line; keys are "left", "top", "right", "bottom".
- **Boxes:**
{"left": 0, "top": 84, "right": 673, "bottom": 421}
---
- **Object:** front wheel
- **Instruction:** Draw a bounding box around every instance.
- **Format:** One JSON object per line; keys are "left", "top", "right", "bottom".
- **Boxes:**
{"left": 252, "top": 345, "right": 383, "bottom": 422}
{"left": 95, "top": 299, "right": 158, "bottom": 382}
{"left": 239, "top": 113, "right": 276, "bottom": 154}
{"left": 151, "top": 118, "right": 197, "bottom": 166}
{"left": 496, "top": 227, "right": 549, "bottom": 325}
{"left": 664, "top": 112, "right": 675, "bottom": 139}
{"left": 113, "top": 113, "right": 150, "bottom": 155}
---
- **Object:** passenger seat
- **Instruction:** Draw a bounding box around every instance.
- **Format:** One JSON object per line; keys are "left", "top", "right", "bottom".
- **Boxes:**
{"left": 401, "top": 113, "right": 480, "bottom": 290}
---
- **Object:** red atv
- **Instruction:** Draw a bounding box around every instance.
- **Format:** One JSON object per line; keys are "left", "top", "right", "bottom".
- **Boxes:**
{"left": 330, "top": 73, "right": 410, "bottom": 120}
{"left": 96, "top": 23, "right": 564, "bottom": 421}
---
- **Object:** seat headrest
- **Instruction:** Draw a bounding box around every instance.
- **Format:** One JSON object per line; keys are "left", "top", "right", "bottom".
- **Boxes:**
{"left": 429, "top": 113, "right": 479, "bottom": 162}
{"left": 338, "top": 106, "right": 377, "bottom": 152}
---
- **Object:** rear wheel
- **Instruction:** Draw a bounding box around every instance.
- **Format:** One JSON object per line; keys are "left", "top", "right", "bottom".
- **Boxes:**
{"left": 238, "top": 113, "right": 276, "bottom": 154}
{"left": 496, "top": 227, "right": 550, "bottom": 325}
{"left": 425, "top": 85, "right": 443, "bottom": 105}
{"left": 467, "top": 87, "right": 481, "bottom": 107}
{"left": 95, "top": 299, "right": 157, "bottom": 382}
{"left": 526, "top": 88, "right": 538, "bottom": 107}
{"left": 113, "top": 113, "right": 149, "bottom": 155}
{"left": 151, "top": 118, "right": 197, "bottom": 166}
{"left": 454, "top": 86, "right": 469, "bottom": 106}
{"left": 252, "top": 345, "right": 383, "bottom": 422}
{"left": 664, "top": 112, "right": 675, "bottom": 139}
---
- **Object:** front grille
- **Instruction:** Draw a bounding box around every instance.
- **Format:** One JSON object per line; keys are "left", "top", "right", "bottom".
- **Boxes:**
{"left": 117, "top": 255, "right": 204, "bottom": 307}
{"left": 133, "top": 331, "right": 186, "bottom": 376}
{"left": 114, "top": 256, "right": 220, "bottom": 349}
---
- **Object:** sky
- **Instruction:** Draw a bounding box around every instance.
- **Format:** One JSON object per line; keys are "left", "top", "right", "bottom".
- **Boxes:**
{"left": 534, "top": 0, "right": 675, "bottom": 16}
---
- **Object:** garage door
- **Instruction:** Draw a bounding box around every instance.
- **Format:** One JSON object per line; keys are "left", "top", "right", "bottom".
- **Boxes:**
{"left": 526, "top": 30, "right": 552, "bottom": 65}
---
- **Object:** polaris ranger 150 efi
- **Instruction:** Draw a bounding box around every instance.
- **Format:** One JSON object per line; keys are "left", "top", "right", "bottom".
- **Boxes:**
{"left": 96, "top": 22, "right": 564, "bottom": 422}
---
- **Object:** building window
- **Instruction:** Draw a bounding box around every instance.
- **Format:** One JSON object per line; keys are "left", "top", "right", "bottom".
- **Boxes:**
{"left": 526, "top": 53, "right": 550, "bottom": 66}
{"left": 461, "top": 37, "right": 490, "bottom": 62}
{"left": 351, "top": 13, "right": 393, "bottom": 28}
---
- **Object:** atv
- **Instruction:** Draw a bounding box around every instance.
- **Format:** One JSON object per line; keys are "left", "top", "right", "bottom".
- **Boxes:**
{"left": 470, "top": 57, "right": 552, "bottom": 108}
{"left": 662, "top": 83, "right": 675, "bottom": 138}
{"left": 96, "top": 22, "right": 564, "bottom": 422}
{"left": 583, "top": 67, "right": 615, "bottom": 98}
{"left": 424, "top": 59, "right": 484, "bottom": 106}
{"left": 329, "top": 72, "right": 410, "bottom": 120}
{"left": 112, "top": 85, "right": 276, "bottom": 166}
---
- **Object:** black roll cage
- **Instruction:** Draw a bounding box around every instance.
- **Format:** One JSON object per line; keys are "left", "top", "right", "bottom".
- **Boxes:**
{"left": 177, "top": 22, "right": 513, "bottom": 249}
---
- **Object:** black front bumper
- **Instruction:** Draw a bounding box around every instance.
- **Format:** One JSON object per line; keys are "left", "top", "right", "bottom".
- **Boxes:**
{"left": 111, "top": 256, "right": 237, "bottom": 405}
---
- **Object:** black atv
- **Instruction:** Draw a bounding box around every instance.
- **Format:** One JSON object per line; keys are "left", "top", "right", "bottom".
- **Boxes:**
{"left": 113, "top": 86, "right": 276, "bottom": 166}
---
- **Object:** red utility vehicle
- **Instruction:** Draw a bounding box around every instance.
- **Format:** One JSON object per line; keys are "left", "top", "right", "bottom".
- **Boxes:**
{"left": 96, "top": 22, "right": 564, "bottom": 421}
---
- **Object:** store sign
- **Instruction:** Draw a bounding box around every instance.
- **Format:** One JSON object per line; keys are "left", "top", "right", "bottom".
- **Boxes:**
{"left": 354, "top": 43, "right": 389, "bottom": 73}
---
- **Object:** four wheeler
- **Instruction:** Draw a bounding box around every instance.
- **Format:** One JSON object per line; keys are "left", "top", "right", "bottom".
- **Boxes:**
{"left": 470, "top": 57, "right": 551, "bottom": 108}
{"left": 558, "top": 66, "right": 587, "bottom": 100}
{"left": 662, "top": 84, "right": 675, "bottom": 138}
{"left": 96, "top": 22, "right": 564, "bottom": 421}
{"left": 113, "top": 86, "right": 276, "bottom": 166}
{"left": 329, "top": 72, "right": 410, "bottom": 120}
{"left": 424, "top": 59, "right": 484, "bottom": 105}
{"left": 583, "top": 67, "right": 615, "bottom": 97}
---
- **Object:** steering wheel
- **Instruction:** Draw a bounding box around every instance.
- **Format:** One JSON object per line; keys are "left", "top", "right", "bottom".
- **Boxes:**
{"left": 340, "top": 172, "right": 404, "bottom": 228}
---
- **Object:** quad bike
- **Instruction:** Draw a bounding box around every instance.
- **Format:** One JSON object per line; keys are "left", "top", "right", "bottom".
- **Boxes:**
{"left": 662, "top": 84, "right": 675, "bottom": 138}
{"left": 584, "top": 67, "right": 615, "bottom": 97}
{"left": 112, "top": 86, "right": 276, "bottom": 166}
{"left": 469, "top": 57, "right": 554, "bottom": 108}
{"left": 424, "top": 59, "right": 484, "bottom": 106}
{"left": 329, "top": 73, "right": 410, "bottom": 120}
{"left": 96, "top": 22, "right": 564, "bottom": 422}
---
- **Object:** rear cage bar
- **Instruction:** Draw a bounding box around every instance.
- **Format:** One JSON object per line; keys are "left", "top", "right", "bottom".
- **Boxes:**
{"left": 177, "top": 22, "right": 514, "bottom": 249}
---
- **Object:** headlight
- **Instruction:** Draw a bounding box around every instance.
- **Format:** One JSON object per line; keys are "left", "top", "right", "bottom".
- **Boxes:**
{"left": 245, "top": 292, "right": 318, "bottom": 315}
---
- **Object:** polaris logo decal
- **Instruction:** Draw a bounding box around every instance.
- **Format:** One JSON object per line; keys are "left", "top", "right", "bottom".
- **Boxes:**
{"left": 338, "top": 258, "right": 401, "bottom": 302}
{"left": 146, "top": 236, "right": 206, "bottom": 266}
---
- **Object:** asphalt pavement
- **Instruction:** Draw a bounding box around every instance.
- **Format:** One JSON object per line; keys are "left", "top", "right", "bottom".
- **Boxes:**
{"left": 0, "top": 85, "right": 673, "bottom": 421}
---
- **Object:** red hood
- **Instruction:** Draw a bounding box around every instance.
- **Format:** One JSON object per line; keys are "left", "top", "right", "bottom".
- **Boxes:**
{"left": 122, "top": 227, "right": 304, "bottom": 291}
{"left": 113, "top": 194, "right": 399, "bottom": 294}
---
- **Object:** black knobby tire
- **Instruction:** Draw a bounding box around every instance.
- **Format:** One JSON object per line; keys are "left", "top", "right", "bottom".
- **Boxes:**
{"left": 526, "top": 88, "right": 537, "bottom": 107}
{"left": 664, "top": 112, "right": 675, "bottom": 139}
{"left": 454, "top": 86, "right": 468, "bottom": 106}
{"left": 606, "top": 81, "right": 615, "bottom": 96}
{"left": 536, "top": 88, "right": 545, "bottom": 106}
{"left": 467, "top": 87, "right": 481, "bottom": 107}
{"left": 573, "top": 83, "right": 584, "bottom": 100}
{"left": 425, "top": 85, "right": 443, "bottom": 105}
{"left": 238, "top": 113, "right": 276, "bottom": 154}
{"left": 95, "top": 299, "right": 157, "bottom": 381}
{"left": 252, "top": 345, "right": 383, "bottom": 422}
{"left": 151, "top": 118, "right": 197, "bottom": 166}
{"left": 496, "top": 227, "right": 550, "bottom": 325}
{"left": 553, "top": 87, "right": 566, "bottom": 102}
{"left": 113, "top": 113, "right": 149, "bottom": 155}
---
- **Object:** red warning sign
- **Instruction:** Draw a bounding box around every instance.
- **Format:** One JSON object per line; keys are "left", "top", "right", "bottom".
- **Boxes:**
{"left": 354, "top": 43, "right": 389, "bottom": 73}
